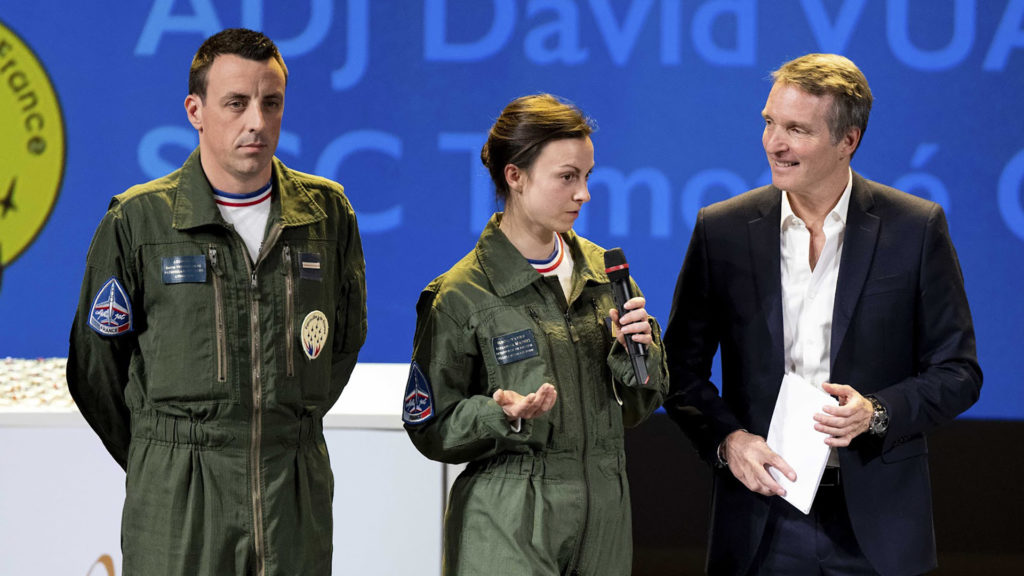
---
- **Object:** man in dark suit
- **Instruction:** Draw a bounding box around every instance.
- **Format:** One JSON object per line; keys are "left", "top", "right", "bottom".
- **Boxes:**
{"left": 663, "top": 53, "right": 981, "bottom": 576}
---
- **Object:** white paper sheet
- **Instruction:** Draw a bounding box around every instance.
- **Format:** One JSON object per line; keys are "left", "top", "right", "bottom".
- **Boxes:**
{"left": 766, "top": 373, "right": 839, "bottom": 514}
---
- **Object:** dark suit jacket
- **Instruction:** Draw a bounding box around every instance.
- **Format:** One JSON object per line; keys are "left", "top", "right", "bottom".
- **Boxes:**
{"left": 662, "top": 173, "right": 982, "bottom": 576}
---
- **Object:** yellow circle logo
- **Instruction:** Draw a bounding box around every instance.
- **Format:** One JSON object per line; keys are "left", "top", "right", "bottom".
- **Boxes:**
{"left": 0, "top": 20, "right": 65, "bottom": 268}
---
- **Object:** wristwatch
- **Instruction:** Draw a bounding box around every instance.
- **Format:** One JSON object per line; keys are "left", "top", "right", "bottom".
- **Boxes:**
{"left": 867, "top": 396, "right": 889, "bottom": 436}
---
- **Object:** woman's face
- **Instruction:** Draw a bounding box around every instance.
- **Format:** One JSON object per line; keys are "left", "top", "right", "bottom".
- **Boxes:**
{"left": 505, "top": 136, "right": 594, "bottom": 236}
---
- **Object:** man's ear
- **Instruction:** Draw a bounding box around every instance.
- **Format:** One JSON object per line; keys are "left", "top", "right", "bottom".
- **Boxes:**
{"left": 840, "top": 126, "right": 861, "bottom": 158}
{"left": 184, "top": 94, "right": 203, "bottom": 131}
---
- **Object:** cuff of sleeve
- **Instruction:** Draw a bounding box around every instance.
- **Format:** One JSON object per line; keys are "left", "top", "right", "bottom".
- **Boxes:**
{"left": 608, "top": 320, "right": 664, "bottom": 389}
{"left": 874, "top": 392, "right": 905, "bottom": 454}
{"left": 481, "top": 405, "right": 549, "bottom": 450}
{"left": 715, "top": 428, "right": 746, "bottom": 469}
{"left": 715, "top": 441, "right": 728, "bottom": 468}
{"left": 608, "top": 344, "right": 645, "bottom": 388}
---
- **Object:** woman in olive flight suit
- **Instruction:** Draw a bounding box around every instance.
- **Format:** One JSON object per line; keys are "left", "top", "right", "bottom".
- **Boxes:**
{"left": 403, "top": 93, "right": 669, "bottom": 575}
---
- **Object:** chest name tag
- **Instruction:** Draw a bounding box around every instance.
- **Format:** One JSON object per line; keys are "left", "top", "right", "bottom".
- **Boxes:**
{"left": 162, "top": 255, "right": 207, "bottom": 284}
{"left": 492, "top": 329, "right": 539, "bottom": 365}
{"left": 299, "top": 252, "right": 322, "bottom": 281}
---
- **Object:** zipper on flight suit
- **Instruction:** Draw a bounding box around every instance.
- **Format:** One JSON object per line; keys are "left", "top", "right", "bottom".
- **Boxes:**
{"left": 592, "top": 298, "right": 623, "bottom": 407}
{"left": 243, "top": 222, "right": 283, "bottom": 576}
{"left": 208, "top": 245, "right": 227, "bottom": 383}
{"left": 281, "top": 244, "right": 295, "bottom": 377}
{"left": 562, "top": 302, "right": 592, "bottom": 574}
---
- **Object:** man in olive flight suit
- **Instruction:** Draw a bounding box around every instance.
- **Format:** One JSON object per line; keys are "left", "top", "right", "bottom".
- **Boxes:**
{"left": 67, "top": 29, "right": 366, "bottom": 576}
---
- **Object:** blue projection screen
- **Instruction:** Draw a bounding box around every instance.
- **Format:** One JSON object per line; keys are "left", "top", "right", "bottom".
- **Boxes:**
{"left": 1, "top": 1, "right": 1021, "bottom": 419}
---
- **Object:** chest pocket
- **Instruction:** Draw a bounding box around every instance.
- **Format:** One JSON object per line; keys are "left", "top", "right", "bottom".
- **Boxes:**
{"left": 278, "top": 239, "right": 337, "bottom": 404}
{"left": 137, "top": 241, "right": 238, "bottom": 404}
{"left": 476, "top": 306, "right": 556, "bottom": 398}
{"left": 586, "top": 292, "right": 618, "bottom": 350}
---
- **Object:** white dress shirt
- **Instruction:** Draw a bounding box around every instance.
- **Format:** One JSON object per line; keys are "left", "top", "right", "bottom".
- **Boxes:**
{"left": 780, "top": 169, "right": 852, "bottom": 467}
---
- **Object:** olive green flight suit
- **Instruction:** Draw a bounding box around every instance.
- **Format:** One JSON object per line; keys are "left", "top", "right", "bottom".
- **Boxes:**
{"left": 405, "top": 214, "right": 669, "bottom": 575}
{"left": 67, "top": 149, "right": 367, "bottom": 576}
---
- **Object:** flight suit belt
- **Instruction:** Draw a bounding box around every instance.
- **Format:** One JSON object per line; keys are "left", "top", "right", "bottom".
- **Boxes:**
{"left": 130, "top": 411, "right": 323, "bottom": 448}
{"left": 467, "top": 449, "right": 626, "bottom": 481}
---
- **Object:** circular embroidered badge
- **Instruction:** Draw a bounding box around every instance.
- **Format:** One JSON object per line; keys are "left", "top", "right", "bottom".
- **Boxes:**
{"left": 301, "top": 310, "right": 329, "bottom": 360}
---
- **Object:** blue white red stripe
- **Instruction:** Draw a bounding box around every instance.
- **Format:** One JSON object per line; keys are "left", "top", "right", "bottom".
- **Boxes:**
{"left": 528, "top": 234, "right": 564, "bottom": 274}
{"left": 213, "top": 181, "right": 272, "bottom": 207}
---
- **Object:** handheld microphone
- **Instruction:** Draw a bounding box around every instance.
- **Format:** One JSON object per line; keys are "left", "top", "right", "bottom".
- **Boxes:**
{"left": 604, "top": 248, "right": 649, "bottom": 386}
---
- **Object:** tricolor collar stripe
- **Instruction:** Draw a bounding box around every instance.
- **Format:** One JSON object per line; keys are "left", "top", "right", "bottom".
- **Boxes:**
{"left": 531, "top": 234, "right": 564, "bottom": 274}
{"left": 213, "top": 181, "right": 272, "bottom": 207}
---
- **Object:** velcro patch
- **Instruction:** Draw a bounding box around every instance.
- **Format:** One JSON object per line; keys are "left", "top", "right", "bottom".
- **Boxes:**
{"left": 299, "top": 252, "right": 322, "bottom": 281}
{"left": 162, "top": 255, "right": 206, "bottom": 284}
{"left": 88, "top": 276, "right": 133, "bottom": 336}
{"left": 492, "top": 329, "right": 539, "bottom": 365}
{"left": 402, "top": 361, "right": 435, "bottom": 425}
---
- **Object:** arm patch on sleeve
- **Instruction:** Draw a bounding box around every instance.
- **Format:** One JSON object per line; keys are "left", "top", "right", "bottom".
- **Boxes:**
{"left": 88, "top": 276, "right": 133, "bottom": 336}
{"left": 402, "top": 361, "right": 435, "bottom": 425}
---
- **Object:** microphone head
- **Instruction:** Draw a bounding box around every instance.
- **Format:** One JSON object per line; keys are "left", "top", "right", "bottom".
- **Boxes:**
{"left": 604, "top": 248, "right": 630, "bottom": 281}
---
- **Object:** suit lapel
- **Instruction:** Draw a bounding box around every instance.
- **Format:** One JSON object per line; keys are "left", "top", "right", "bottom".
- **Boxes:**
{"left": 748, "top": 188, "right": 785, "bottom": 371}
{"left": 831, "top": 173, "right": 880, "bottom": 368}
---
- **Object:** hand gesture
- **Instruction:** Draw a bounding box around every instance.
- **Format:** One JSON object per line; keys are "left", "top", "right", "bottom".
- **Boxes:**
{"left": 493, "top": 383, "right": 557, "bottom": 422}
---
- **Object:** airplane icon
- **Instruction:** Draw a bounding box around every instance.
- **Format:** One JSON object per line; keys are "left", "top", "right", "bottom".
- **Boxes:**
{"left": 0, "top": 178, "right": 15, "bottom": 218}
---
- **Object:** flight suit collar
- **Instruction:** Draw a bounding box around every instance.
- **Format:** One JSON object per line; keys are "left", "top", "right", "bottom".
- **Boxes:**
{"left": 172, "top": 148, "right": 327, "bottom": 231}
{"left": 476, "top": 213, "right": 607, "bottom": 299}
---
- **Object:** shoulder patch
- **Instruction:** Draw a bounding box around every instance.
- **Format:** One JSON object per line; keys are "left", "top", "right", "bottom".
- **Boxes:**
{"left": 88, "top": 277, "right": 133, "bottom": 336}
{"left": 402, "top": 361, "right": 435, "bottom": 425}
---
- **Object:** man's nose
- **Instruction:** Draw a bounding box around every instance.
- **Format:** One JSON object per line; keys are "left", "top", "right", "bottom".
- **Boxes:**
{"left": 245, "top": 105, "right": 266, "bottom": 132}
{"left": 763, "top": 126, "right": 787, "bottom": 153}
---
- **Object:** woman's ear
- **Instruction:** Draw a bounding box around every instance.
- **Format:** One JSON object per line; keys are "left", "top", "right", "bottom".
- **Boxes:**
{"left": 504, "top": 163, "right": 523, "bottom": 194}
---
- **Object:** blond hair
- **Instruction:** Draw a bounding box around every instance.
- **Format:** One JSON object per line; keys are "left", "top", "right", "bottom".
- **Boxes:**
{"left": 772, "top": 53, "right": 872, "bottom": 154}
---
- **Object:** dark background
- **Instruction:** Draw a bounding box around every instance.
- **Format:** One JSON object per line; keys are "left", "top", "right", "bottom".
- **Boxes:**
{"left": 627, "top": 416, "right": 1024, "bottom": 575}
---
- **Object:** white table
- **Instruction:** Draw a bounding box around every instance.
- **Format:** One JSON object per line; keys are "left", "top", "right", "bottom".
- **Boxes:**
{"left": 0, "top": 363, "right": 444, "bottom": 576}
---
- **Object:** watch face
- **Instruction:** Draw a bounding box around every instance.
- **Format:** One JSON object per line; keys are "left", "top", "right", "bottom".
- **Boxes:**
{"left": 871, "top": 410, "right": 888, "bottom": 434}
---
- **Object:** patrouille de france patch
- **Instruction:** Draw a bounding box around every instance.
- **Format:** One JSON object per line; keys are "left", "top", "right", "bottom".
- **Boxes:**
{"left": 88, "top": 277, "right": 132, "bottom": 336}
{"left": 301, "top": 310, "right": 329, "bottom": 360}
{"left": 402, "top": 361, "right": 434, "bottom": 425}
{"left": 492, "top": 329, "right": 539, "bottom": 365}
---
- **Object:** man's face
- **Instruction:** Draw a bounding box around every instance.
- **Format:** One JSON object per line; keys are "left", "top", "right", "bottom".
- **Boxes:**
{"left": 761, "top": 82, "right": 857, "bottom": 200}
{"left": 185, "top": 54, "right": 285, "bottom": 192}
